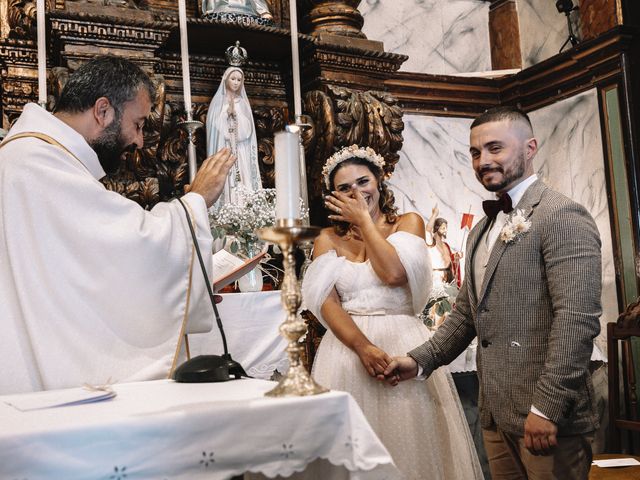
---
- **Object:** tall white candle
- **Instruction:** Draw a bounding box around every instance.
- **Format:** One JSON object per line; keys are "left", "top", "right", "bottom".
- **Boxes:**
{"left": 177, "top": 0, "right": 192, "bottom": 119}
{"left": 275, "top": 130, "right": 301, "bottom": 220}
{"left": 36, "top": 0, "right": 46, "bottom": 107}
{"left": 289, "top": 0, "right": 302, "bottom": 117}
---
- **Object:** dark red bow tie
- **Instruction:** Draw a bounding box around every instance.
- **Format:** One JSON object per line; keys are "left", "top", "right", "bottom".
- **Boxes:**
{"left": 482, "top": 194, "right": 513, "bottom": 220}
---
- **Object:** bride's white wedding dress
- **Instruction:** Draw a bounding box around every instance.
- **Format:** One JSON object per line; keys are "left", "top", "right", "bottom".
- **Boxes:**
{"left": 303, "top": 231, "right": 483, "bottom": 480}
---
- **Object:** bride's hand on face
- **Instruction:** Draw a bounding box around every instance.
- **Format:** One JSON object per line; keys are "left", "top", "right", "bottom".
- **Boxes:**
{"left": 354, "top": 343, "right": 392, "bottom": 377}
{"left": 325, "top": 189, "right": 371, "bottom": 227}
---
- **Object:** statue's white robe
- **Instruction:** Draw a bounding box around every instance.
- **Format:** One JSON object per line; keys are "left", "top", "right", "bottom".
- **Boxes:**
{"left": 0, "top": 104, "right": 214, "bottom": 394}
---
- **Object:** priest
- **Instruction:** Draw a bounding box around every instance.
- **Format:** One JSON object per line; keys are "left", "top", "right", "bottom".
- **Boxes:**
{"left": 0, "top": 55, "right": 236, "bottom": 394}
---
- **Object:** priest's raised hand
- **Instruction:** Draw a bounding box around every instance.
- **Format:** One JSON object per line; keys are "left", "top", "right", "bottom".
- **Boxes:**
{"left": 187, "top": 147, "right": 237, "bottom": 207}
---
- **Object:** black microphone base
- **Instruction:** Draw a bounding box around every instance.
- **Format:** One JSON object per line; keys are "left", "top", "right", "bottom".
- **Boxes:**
{"left": 173, "top": 354, "right": 247, "bottom": 383}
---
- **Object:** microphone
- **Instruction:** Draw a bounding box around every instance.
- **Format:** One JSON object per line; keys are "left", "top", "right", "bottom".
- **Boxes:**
{"left": 173, "top": 198, "right": 247, "bottom": 382}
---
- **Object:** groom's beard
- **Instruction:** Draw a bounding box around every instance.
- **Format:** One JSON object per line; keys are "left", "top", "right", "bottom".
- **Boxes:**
{"left": 477, "top": 151, "right": 527, "bottom": 193}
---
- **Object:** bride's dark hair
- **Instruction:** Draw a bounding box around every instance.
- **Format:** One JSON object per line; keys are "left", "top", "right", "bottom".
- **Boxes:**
{"left": 326, "top": 157, "right": 398, "bottom": 237}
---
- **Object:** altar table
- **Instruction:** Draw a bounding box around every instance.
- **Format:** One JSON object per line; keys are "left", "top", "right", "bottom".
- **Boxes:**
{"left": 0, "top": 379, "right": 400, "bottom": 480}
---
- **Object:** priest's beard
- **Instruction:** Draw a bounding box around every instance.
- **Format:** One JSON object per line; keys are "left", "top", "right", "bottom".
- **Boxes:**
{"left": 91, "top": 116, "right": 134, "bottom": 175}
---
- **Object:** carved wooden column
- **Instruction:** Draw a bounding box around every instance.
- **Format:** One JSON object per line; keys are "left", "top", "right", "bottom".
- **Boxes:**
{"left": 303, "top": 0, "right": 365, "bottom": 39}
{"left": 0, "top": 0, "right": 40, "bottom": 126}
{"left": 488, "top": 0, "right": 522, "bottom": 70}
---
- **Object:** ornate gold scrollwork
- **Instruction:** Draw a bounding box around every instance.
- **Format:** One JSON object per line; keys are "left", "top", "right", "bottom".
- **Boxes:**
{"left": 302, "top": 89, "right": 334, "bottom": 200}
{"left": 329, "top": 86, "right": 403, "bottom": 175}
{"left": 7, "top": 0, "right": 37, "bottom": 39}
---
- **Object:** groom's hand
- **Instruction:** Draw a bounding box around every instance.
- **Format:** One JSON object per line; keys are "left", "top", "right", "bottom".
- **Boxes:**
{"left": 378, "top": 356, "right": 419, "bottom": 386}
{"left": 524, "top": 412, "right": 558, "bottom": 456}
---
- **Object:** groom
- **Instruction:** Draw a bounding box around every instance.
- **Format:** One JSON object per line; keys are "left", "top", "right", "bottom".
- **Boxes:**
{"left": 384, "top": 106, "right": 601, "bottom": 479}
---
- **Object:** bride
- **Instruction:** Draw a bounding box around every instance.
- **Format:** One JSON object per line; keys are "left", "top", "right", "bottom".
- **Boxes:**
{"left": 302, "top": 145, "right": 483, "bottom": 479}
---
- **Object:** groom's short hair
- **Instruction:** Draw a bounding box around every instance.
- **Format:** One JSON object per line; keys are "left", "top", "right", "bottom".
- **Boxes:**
{"left": 471, "top": 106, "right": 533, "bottom": 137}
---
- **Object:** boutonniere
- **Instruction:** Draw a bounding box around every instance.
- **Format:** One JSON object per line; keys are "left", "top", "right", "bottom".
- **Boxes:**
{"left": 500, "top": 209, "right": 531, "bottom": 244}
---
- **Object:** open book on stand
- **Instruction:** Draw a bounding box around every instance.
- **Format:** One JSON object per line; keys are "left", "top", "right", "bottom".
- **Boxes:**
{"left": 211, "top": 247, "right": 267, "bottom": 292}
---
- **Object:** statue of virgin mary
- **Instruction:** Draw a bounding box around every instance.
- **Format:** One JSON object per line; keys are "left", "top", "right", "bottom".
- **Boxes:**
{"left": 206, "top": 66, "right": 261, "bottom": 209}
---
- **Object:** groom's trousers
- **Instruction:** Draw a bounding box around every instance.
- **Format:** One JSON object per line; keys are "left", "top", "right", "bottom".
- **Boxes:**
{"left": 482, "top": 426, "right": 594, "bottom": 479}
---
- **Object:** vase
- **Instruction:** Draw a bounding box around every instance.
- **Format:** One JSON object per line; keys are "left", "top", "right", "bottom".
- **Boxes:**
{"left": 237, "top": 241, "right": 263, "bottom": 293}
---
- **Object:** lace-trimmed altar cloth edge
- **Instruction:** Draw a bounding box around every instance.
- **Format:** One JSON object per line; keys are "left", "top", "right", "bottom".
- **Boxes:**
{"left": 245, "top": 457, "right": 401, "bottom": 479}
{"left": 0, "top": 379, "right": 401, "bottom": 480}
{"left": 242, "top": 391, "right": 401, "bottom": 479}
{"left": 302, "top": 231, "right": 432, "bottom": 329}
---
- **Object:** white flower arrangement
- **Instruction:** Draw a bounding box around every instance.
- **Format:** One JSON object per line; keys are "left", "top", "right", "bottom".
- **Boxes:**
{"left": 500, "top": 209, "right": 531, "bottom": 244}
{"left": 210, "top": 186, "right": 308, "bottom": 254}
{"left": 322, "top": 145, "right": 385, "bottom": 189}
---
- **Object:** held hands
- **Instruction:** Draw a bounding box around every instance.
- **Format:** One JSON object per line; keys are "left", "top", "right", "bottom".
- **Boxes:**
{"left": 524, "top": 412, "right": 558, "bottom": 456}
{"left": 186, "top": 147, "right": 236, "bottom": 208}
{"left": 325, "top": 189, "right": 371, "bottom": 228}
{"left": 378, "top": 356, "right": 419, "bottom": 386}
{"left": 354, "top": 342, "right": 392, "bottom": 378}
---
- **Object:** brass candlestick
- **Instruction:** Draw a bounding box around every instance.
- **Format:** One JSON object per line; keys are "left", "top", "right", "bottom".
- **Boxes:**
{"left": 258, "top": 219, "right": 328, "bottom": 397}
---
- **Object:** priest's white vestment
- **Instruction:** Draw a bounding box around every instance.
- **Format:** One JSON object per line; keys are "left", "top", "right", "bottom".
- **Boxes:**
{"left": 0, "top": 104, "right": 214, "bottom": 394}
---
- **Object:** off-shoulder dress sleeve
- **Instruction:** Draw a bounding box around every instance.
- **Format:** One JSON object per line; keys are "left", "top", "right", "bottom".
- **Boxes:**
{"left": 386, "top": 231, "right": 432, "bottom": 315}
{"left": 301, "top": 250, "right": 347, "bottom": 329}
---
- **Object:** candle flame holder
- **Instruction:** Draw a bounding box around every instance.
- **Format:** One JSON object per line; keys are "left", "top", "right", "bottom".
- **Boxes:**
{"left": 178, "top": 118, "right": 204, "bottom": 183}
{"left": 258, "top": 220, "right": 328, "bottom": 397}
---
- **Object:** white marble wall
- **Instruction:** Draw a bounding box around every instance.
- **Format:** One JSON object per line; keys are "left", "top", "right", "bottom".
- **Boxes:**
{"left": 392, "top": 90, "right": 617, "bottom": 352}
{"left": 359, "top": 0, "right": 581, "bottom": 72}
{"left": 359, "top": 0, "right": 491, "bottom": 74}
{"left": 516, "top": 0, "right": 578, "bottom": 67}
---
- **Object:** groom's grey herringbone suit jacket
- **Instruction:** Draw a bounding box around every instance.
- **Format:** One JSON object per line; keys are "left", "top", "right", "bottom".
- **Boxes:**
{"left": 410, "top": 179, "right": 602, "bottom": 436}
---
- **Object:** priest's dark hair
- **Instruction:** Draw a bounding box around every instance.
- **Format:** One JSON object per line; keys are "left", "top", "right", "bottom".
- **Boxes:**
{"left": 52, "top": 55, "right": 156, "bottom": 118}
{"left": 471, "top": 105, "right": 533, "bottom": 133}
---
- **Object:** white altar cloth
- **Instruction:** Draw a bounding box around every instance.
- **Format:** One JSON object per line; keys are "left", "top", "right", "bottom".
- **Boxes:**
{"left": 188, "top": 291, "right": 289, "bottom": 379}
{"left": 0, "top": 379, "right": 399, "bottom": 480}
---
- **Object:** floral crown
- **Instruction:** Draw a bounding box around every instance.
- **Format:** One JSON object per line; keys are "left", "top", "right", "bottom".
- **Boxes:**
{"left": 322, "top": 145, "right": 386, "bottom": 189}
